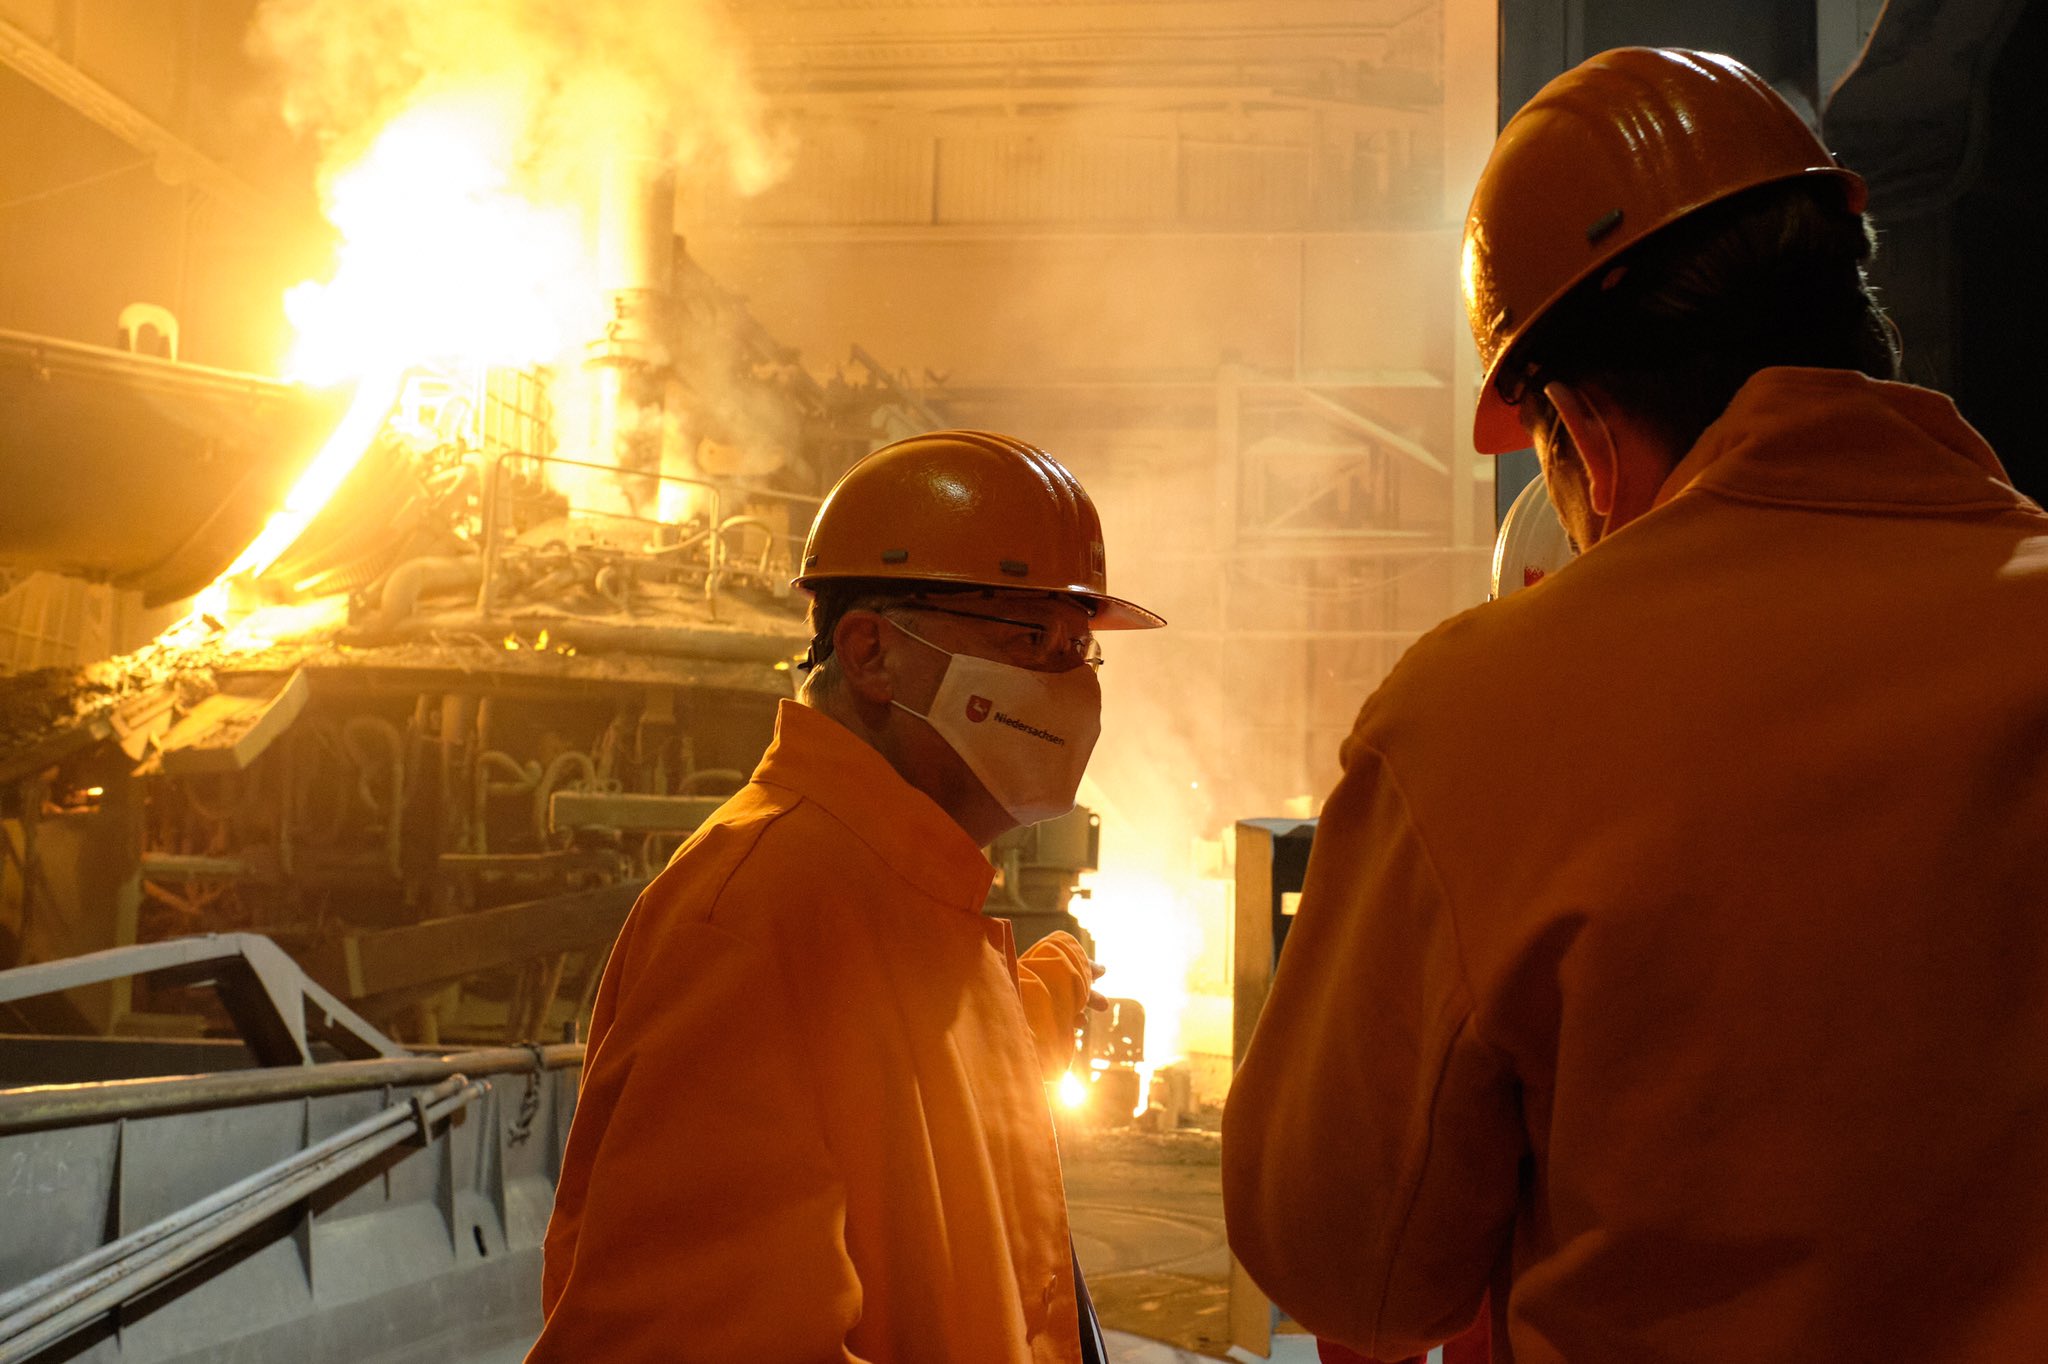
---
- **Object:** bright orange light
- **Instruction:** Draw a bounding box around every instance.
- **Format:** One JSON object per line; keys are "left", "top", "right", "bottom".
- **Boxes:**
{"left": 1128, "top": 1064, "right": 1155, "bottom": 1121}
{"left": 282, "top": 90, "right": 599, "bottom": 386}
{"left": 1077, "top": 868, "right": 1203, "bottom": 1066}
{"left": 199, "top": 369, "right": 403, "bottom": 602}
{"left": 1056, "top": 1070, "right": 1088, "bottom": 1110}
{"left": 187, "top": 87, "right": 619, "bottom": 623}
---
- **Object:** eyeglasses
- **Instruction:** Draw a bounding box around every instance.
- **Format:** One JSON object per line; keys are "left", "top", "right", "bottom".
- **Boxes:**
{"left": 895, "top": 601, "right": 1103, "bottom": 670}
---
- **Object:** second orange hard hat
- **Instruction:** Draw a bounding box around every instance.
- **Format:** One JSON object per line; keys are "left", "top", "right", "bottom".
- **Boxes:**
{"left": 795, "top": 429, "right": 1165, "bottom": 630}
{"left": 1462, "top": 47, "right": 1868, "bottom": 454}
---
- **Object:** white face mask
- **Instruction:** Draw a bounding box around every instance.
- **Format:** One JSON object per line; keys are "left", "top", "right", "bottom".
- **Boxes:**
{"left": 890, "top": 624, "right": 1102, "bottom": 827}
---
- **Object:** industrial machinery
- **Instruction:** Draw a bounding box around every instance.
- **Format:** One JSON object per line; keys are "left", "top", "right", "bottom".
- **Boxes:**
{"left": 0, "top": 933, "right": 578, "bottom": 1363}
{"left": 987, "top": 805, "right": 1101, "bottom": 952}
{"left": 1225, "top": 817, "right": 1317, "bottom": 1357}
{"left": 0, "top": 218, "right": 944, "bottom": 1048}
{"left": 987, "top": 807, "right": 1152, "bottom": 1124}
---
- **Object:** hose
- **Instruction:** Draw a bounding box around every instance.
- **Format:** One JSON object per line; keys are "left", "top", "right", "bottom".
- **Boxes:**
{"left": 340, "top": 716, "right": 407, "bottom": 877}
{"left": 348, "top": 555, "right": 483, "bottom": 640}
{"left": 534, "top": 751, "right": 598, "bottom": 844}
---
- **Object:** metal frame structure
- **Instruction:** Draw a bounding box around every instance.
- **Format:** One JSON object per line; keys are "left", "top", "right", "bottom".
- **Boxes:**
{"left": 0, "top": 934, "right": 403, "bottom": 1066}
{"left": 0, "top": 936, "right": 580, "bottom": 1363}
{"left": 1225, "top": 817, "right": 1318, "bottom": 1360}
{"left": 472, "top": 448, "right": 824, "bottom": 622}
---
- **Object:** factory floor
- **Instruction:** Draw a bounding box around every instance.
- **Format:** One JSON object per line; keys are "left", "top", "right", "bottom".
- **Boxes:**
{"left": 1065, "top": 1125, "right": 1235, "bottom": 1360}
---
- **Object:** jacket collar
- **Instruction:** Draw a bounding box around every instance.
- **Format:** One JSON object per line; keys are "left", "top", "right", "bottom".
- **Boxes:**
{"left": 751, "top": 700, "right": 996, "bottom": 913}
{"left": 1653, "top": 367, "right": 2035, "bottom": 517}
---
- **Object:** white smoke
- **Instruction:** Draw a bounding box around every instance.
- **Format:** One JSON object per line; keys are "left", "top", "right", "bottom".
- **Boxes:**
{"left": 248, "top": 0, "right": 787, "bottom": 199}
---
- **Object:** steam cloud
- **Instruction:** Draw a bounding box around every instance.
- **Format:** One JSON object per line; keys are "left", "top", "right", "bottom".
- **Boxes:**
{"left": 248, "top": 0, "right": 787, "bottom": 197}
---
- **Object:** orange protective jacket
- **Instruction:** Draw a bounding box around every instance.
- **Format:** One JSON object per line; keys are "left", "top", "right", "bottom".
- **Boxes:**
{"left": 530, "top": 700, "right": 1094, "bottom": 1364}
{"left": 1225, "top": 369, "right": 2048, "bottom": 1362}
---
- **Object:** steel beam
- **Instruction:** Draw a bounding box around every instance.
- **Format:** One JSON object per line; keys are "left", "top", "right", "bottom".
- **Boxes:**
{"left": 548, "top": 791, "right": 726, "bottom": 834}
{"left": 300, "top": 885, "right": 639, "bottom": 1003}
{"left": 1294, "top": 385, "right": 1449, "bottom": 476}
{"left": 0, "top": 934, "right": 403, "bottom": 1065}
{"left": 0, "top": 15, "right": 274, "bottom": 222}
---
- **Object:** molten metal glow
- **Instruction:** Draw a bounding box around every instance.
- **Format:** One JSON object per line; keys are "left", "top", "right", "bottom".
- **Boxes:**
{"left": 208, "top": 369, "right": 404, "bottom": 595}
{"left": 1129, "top": 1063, "right": 1156, "bottom": 1121}
{"left": 283, "top": 91, "right": 599, "bottom": 386}
{"left": 1078, "top": 867, "right": 1207, "bottom": 1077}
{"left": 193, "top": 90, "right": 613, "bottom": 618}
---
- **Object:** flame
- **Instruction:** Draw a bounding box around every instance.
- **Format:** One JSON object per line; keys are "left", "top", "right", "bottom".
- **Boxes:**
{"left": 1129, "top": 1062, "right": 1156, "bottom": 1121}
{"left": 196, "top": 0, "right": 793, "bottom": 622}
{"left": 199, "top": 369, "right": 404, "bottom": 605}
{"left": 282, "top": 91, "right": 599, "bottom": 386}
{"left": 1076, "top": 867, "right": 1207, "bottom": 1072}
{"left": 189, "top": 89, "right": 613, "bottom": 619}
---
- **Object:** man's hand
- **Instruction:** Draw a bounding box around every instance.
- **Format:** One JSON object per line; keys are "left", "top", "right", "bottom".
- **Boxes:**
{"left": 1018, "top": 932, "right": 1107, "bottom": 1076}
{"left": 1087, "top": 959, "right": 1110, "bottom": 1014}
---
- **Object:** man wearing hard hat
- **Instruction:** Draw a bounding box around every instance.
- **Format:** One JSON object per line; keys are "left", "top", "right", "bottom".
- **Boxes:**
{"left": 1226, "top": 47, "right": 2048, "bottom": 1362}
{"left": 530, "top": 430, "right": 1163, "bottom": 1363}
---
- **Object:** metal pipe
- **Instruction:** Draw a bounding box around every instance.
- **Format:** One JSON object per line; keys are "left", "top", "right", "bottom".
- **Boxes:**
{"left": 436, "top": 851, "right": 593, "bottom": 875}
{"left": 475, "top": 455, "right": 506, "bottom": 619}
{"left": 340, "top": 715, "right": 407, "bottom": 877}
{"left": 0, "top": 1077, "right": 484, "bottom": 1362}
{"left": 533, "top": 751, "right": 597, "bottom": 842}
{"left": 371, "top": 616, "right": 804, "bottom": 664}
{"left": 351, "top": 554, "right": 483, "bottom": 640}
{"left": 513, "top": 618, "right": 799, "bottom": 664}
{"left": 138, "top": 853, "right": 255, "bottom": 879}
{"left": 717, "top": 515, "right": 780, "bottom": 573}
{"left": 676, "top": 768, "right": 748, "bottom": 795}
{"left": 0, "top": 1044, "right": 581, "bottom": 1135}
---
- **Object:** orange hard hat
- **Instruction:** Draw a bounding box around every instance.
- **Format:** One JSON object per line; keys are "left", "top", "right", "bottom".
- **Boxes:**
{"left": 1462, "top": 47, "right": 1868, "bottom": 454}
{"left": 795, "top": 429, "right": 1165, "bottom": 629}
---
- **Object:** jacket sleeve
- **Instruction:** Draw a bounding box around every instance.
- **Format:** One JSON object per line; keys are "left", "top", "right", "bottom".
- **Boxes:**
{"left": 1016, "top": 930, "right": 1091, "bottom": 1078}
{"left": 1222, "top": 740, "right": 1521, "bottom": 1360}
{"left": 530, "top": 912, "right": 871, "bottom": 1364}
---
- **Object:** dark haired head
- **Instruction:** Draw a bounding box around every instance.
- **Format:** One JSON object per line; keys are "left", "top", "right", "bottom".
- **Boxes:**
{"left": 1500, "top": 178, "right": 1901, "bottom": 457}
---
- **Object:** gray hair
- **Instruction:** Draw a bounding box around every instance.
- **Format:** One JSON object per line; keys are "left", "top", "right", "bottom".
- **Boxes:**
{"left": 798, "top": 583, "right": 918, "bottom": 705}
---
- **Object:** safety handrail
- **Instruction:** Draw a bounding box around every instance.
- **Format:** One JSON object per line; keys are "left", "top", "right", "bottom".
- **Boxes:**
{"left": 0, "top": 1074, "right": 486, "bottom": 1363}
{"left": 472, "top": 447, "right": 828, "bottom": 616}
{"left": 0, "top": 1042, "right": 582, "bottom": 1134}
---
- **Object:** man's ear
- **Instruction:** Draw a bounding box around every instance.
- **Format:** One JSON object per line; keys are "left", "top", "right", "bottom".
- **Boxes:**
{"left": 832, "top": 611, "right": 896, "bottom": 705}
{"left": 1543, "top": 381, "right": 1619, "bottom": 517}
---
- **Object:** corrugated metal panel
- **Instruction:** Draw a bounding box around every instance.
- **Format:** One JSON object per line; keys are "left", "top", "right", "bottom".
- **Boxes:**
{"left": 685, "top": 125, "right": 934, "bottom": 226}
{"left": 684, "top": 108, "right": 1447, "bottom": 232}
{"left": 0, "top": 574, "right": 120, "bottom": 673}
{"left": 1180, "top": 141, "right": 1315, "bottom": 227}
{"left": 934, "top": 133, "right": 1174, "bottom": 224}
{"left": 764, "top": 127, "right": 934, "bottom": 225}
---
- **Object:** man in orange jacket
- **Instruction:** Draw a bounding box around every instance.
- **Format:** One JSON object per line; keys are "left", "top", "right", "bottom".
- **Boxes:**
{"left": 1225, "top": 48, "right": 2048, "bottom": 1363}
{"left": 530, "top": 430, "right": 1164, "bottom": 1363}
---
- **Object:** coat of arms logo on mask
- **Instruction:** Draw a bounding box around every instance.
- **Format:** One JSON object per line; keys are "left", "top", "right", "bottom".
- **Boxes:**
{"left": 891, "top": 624, "right": 1102, "bottom": 826}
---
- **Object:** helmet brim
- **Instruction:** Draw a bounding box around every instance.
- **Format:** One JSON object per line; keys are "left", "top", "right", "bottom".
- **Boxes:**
{"left": 793, "top": 569, "right": 1166, "bottom": 630}
{"left": 1086, "top": 593, "right": 1167, "bottom": 631}
{"left": 1474, "top": 384, "right": 1533, "bottom": 456}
